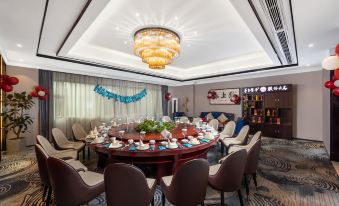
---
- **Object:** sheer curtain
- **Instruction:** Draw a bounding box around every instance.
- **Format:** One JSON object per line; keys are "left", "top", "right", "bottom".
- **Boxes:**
{"left": 53, "top": 72, "right": 163, "bottom": 136}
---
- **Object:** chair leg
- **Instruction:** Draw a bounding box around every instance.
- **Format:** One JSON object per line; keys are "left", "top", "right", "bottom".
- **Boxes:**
{"left": 225, "top": 146, "right": 229, "bottom": 155}
{"left": 221, "top": 191, "right": 225, "bottom": 206}
{"left": 237, "top": 189, "right": 244, "bottom": 206}
{"left": 151, "top": 197, "right": 155, "bottom": 206}
{"left": 252, "top": 173, "right": 258, "bottom": 189}
{"left": 42, "top": 185, "right": 47, "bottom": 200}
{"left": 162, "top": 192, "right": 165, "bottom": 206}
{"left": 87, "top": 146, "right": 90, "bottom": 160}
{"left": 77, "top": 151, "right": 79, "bottom": 160}
{"left": 244, "top": 175, "right": 249, "bottom": 199}
{"left": 46, "top": 186, "right": 52, "bottom": 206}
{"left": 220, "top": 142, "right": 224, "bottom": 155}
{"left": 201, "top": 202, "right": 205, "bottom": 206}
{"left": 82, "top": 148, "right": 85, "bottom": 161}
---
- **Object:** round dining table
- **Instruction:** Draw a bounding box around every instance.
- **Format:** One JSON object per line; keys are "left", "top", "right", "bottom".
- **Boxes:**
{"left": 89, "top": 124, "right": 219, "bottom": 180}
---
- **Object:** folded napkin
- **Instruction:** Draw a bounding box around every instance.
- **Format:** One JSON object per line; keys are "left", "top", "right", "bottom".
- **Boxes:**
{"left": 103, "top": 143, "right": 111, "bottom": 148}
{"left": 200, "top": 138, "right": 210, "bottom": 143}
{"left": 158, "top": 145, "right": 167, "bottom": 150}
{"left": 129, "top": 146, "right": 137, "bottom": 151}
{"left": 183, "top": 143, "right": 193, "bottom": 148}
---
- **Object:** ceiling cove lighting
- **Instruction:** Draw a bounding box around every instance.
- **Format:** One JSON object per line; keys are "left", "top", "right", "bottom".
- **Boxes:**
{"left": 134, "top": 27, "right": 180, "bottom": 69}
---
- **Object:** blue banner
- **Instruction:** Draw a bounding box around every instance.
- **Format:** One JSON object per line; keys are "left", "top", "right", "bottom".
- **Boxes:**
{"left": 94, "top": 85, "right": 147, "bottom": 104}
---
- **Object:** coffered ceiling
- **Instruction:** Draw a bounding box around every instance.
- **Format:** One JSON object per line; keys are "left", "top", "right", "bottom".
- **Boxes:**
{"left": 0, "top": 0, "right": 338, "bottom": 86}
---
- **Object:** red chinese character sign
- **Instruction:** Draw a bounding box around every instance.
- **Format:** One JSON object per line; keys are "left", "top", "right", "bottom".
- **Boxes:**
{"left": 209, "top": 88, "right": 240, "bottom": 105}
{"left": 323, "top": 43, "right": 339, "bottom": 96}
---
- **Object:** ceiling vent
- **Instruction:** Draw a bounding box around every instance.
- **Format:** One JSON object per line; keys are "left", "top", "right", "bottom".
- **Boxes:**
{"left": 250, "top": 0, "right": 297, "bottom": 65}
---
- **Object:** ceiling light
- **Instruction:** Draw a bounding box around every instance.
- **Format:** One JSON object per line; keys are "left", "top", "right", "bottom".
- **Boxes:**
{"left": 174, "top": 16, "right": 179, "bottom": 21}
{"left": 16, "top": 44, "right": 23, "bottom": 48}
{"left": 124, "top": 41, "right": 128, "bottom": 44}
{"left": 115, "top": 26, "right": 120, "bottom": 30}
{"left": 135, "top": 13, "right": 140, "bottom": 17}
{"left": 308, "top": 43, "right": 314, "bottom": 48}
{"left": 134, "top": 27, "right": 180, "bottom": 69}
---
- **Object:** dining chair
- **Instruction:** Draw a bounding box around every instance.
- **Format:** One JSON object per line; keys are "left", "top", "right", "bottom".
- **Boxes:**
{"left": 72, "top": 123, "right": 91, "bottom": 159}
{"left": 35, "top": 144, "right": 52, "bottom": 205}
{"left": 37, "top": 135, "right": 78, "bottom": 160}
{"left": 192, "top": 117, "right": 202, "bottom": 124}
{"left": 208, "top": 149, "right": 247, "bottom": 206}
{"left": 179, "top": 116, "right": 189, "bottom": 123}
{"left": 90, "top": 119, "right": 101, "bottom": 130}
{"left": 160, "top": 159, "right": 209, "bottom": 206}
{"left": 47, "top": 157, "right": 104, "bottom": 206}
{"left": 221, "top": 125, "right": 249, "bottom": 155}
{"left": 228, "top": 131, "right": 261, "bottom": 154}
{"left": 219, "top": 121, "right": 236, "bottom": 139}
{"left": 52, "top": 128, "right": 85, "bottom": 160}
{"left": 161, "top": 116, "right": 172, "bottom": 122}
{"left": 227, "top": 136, "right": 262, "bottom": 199}
{"left": 104, "top": 163, "right": 156, "bottom": 206}
{"left": 208, "top": 119, "right": 219, "bottom": 131}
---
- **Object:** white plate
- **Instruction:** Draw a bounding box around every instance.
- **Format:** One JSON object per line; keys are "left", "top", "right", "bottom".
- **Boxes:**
{"left": 137, "top": 144, "right": 150, "bottom": 150}
{"left": 109, "top": 143, "right": 123, "bottom": 149}
{"left": 189, "top": 140, "right": 200, "bottom": 145}
{"left": 166, "top": 144, "right": 178, "bottom": 149}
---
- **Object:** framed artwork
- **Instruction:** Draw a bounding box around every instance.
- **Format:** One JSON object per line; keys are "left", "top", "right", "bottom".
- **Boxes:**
{"left": 209, "top": 88, "right": 240, "bottom": 105}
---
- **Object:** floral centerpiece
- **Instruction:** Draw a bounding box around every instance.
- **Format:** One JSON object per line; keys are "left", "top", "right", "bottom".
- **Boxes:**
{"left": 136, "top": 120, "right": 175, "bottom": 133}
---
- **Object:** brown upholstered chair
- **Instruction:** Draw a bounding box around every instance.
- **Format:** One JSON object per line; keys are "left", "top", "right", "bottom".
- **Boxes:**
{"left": 72, "top": 123, "right": 91, "bottom": 159}
{"left": 35, "top": 144, "right": 52, "bottom": 205}
{"left": 104, "top": 163, "right": 156, "bottom": 206}
{"left": 52, "top": 128, "right": 85, "bottom": 160}
{"left": 160, "top": 159, "right": 209, "bottom": 206}
{"left": 221, "top": 125, "right": 249, "bottom": 155}
{"left": 208, "top": 149, "right": 247, "bottom": 206}
{"left": 47, "top": 157, "right": 104, "bottom": 206}
{"left": 37, "top": 135, "right": 78, "bottom": 160}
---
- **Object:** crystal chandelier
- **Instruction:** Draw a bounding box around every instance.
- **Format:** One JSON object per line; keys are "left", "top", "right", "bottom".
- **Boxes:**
{"left": 134, "top": 27, "right": 180, "bottom": 69}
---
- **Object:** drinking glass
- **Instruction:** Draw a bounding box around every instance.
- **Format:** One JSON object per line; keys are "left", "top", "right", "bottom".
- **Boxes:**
{"left": 140, "top": 131, "right": 146, "bottom": 141}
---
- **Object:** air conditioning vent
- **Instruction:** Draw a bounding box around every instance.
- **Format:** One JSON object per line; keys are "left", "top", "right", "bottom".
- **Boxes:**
{"left": 277, "top": 31, "right": 292, "bottom": 63}
{"left": 265, "top": 0, "right": 283, "bottom": 31}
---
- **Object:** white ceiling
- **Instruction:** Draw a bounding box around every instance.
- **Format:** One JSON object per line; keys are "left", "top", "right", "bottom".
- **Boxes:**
{"left": 0, "top": 0, "right": 338, "bottom": 86}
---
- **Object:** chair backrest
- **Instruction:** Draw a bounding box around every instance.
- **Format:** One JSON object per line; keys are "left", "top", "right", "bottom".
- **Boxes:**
{"left": 245, "top": 139, "right": 262, "bottom": 174}
{"left": 90, "top": 119, "right": 101, "bottom": 130}
{"left": 35, "top": 144, "right": 50, "bottom": 185}
{"left": 37, "top": 135, "right": 58, "bottom": 155}
{"left": 72, "top": 123, "right": 87, "bottom": 141}
{"left": 248, "top": 131, "right": 261, "bottom": 146}
{"left": 169, "top": 159, "right": 209, "bottom": 206}
{"left": 208, "top": 119, "right": 219, "bottom": 130}
{"left": 179, "top": 116, "right": 189, "bottom": 123}
{"left": 47, "top": 157, "right": 95, "bottom": 206}
{"left": 104, "top": 163, "right": 153, "bottom": 206}
{"left": 161, "top": 116, "right": 172, "bottom": 122}
{"left": 221, "top": 121, "right": 236, "bottom": 137}
{"left": 234, "top": 125, "right": 249, "bottom": 144}
{"left": 52, "top": 128, "right": 70, "bottom": 148}
{"left": 192, "top": 117, "right": 202, "bottom": 124}
{"left": 209, "top": 149, "right": 247, "bottom": 192}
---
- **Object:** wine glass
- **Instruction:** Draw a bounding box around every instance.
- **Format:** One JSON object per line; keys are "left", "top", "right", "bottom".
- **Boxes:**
{"left": 140, "top": 131, "right": 146, "bottom": 141}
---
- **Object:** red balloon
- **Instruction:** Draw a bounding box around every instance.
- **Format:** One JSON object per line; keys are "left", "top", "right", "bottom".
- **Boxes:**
{"left": 1, "top": 84, "right": 13, "bottom": 92}
{"left": 7, "top": 77, "right": 19, "bottom": 85}
{"left": 333, "top": 88, "right": 339, "bottom": 96}
{"left": 324, "top": 80, "right": 335, "bottom": 89}
{"left": 30, "top": 91, "right": 38, "bottom": 97}
{"left": 334, "top": 68, "right": 339, "bottom": 80}
{"left": 336, "top": 44, "right": 339, "bottom": 56}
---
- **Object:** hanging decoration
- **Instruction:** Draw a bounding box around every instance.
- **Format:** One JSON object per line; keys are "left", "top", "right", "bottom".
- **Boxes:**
{"left": 230, "top": 94, "right": 241, "bottom": 104}
{"left": 0, "top": 75, "right": 19, "bottom": 92}
{"left": 323, "top": 43, "right": 339, "bottom": 96}
{"left": 31, "top": 86, "right": 49, "bottom": 100}
{"left": 165, "top": 92, "right": 172, "bottom": 101}
{"left": 207, "top": 90, "right": 218, "bottom": 100}
{"left": 94, "top": 84, "right": 147, "bottom": 103}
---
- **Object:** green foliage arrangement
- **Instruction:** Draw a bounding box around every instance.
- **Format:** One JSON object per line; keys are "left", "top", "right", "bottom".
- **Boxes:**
{"left": 136, "top": 120, "right": 175, "bottom": 133}
{"left": 1, "top": 92, "right": 35, "bottom": 139}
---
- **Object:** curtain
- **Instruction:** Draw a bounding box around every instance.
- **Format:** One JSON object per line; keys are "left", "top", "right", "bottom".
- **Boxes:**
{"left": 39, "top": 70, "right": 54, "bottom": 141}
{"left": 162, "top": 85, "right": 168, "bottom": 115}
{"left": 53, "top": 72, "right": 163, "bottom": 136}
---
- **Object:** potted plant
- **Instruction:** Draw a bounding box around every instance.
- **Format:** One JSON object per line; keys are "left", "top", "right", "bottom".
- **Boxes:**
{"left": 1, "top": 92, "right": 35, "bottom": 153}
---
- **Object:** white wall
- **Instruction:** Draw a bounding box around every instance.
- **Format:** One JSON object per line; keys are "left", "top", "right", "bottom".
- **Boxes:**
{"left": 7, "top": 66, "right": 39, "bottom": 146}
{"left": 169, "top": 69, "right": 324, "bottom": 141}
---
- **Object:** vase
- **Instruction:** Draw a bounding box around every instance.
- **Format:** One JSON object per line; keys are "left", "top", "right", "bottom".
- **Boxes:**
{"left": 6, "top": 131, "right": 26, "bottom": 154}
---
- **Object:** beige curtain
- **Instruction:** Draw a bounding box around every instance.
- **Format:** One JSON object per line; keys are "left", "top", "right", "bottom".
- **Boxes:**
{"left": 53, "top": 72, "right": 163, "bottom": 137}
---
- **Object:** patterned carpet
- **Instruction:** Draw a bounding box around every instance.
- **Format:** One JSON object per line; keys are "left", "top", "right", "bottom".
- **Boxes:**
{"left": 0, "top": 137, "right": 338, "bottom": 206}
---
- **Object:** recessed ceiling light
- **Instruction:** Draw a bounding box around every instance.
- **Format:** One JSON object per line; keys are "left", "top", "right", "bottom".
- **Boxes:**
{"left": 16, "top": 43, "right": 23, "bottom": 48}
{"left": 124, "top": 41, "right": 128, "bottom": 44}
{"left": 135, "top": 13, "right": 140, "bottom": 17}
{"left": 115, "top": 26, "right": 120, "bottom": 30}
{"left": 308, "top": 43, "right": 314, "bottom": 48}
{"left": 174, "top": 16, "right": 179, "bottom": 21}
